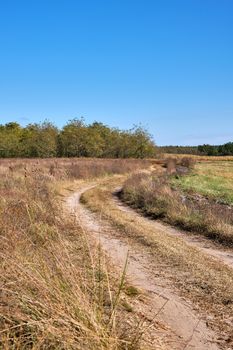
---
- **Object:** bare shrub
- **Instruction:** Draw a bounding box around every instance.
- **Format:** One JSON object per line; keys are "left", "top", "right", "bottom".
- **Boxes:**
{"left": 49, "top": 163, "right": 56, "bottom": 176}
{"left": 180, "top": 157, "right": 195, "bottom": 169}
{"left": 165, "top": 158, "right": 177, "bottom": 174}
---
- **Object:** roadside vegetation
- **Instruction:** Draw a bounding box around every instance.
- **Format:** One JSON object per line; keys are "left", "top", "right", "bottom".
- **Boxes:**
{"left": 81, "top": 176, "right": 233, "bottom": 347}
{"left": 1, "top": 156, "right": 233, "bottom": 348}
{"left": 0, "top": 158, "right": 154, "bottom": 350}
{"left": 121, "top": 159, "right": 233, "bottom": 245}
{"left": 171, "top": 161, "right": 233, "bottom": 205}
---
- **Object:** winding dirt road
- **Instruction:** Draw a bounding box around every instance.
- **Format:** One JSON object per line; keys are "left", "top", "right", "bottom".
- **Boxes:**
{"left": 65, "top": 183, "right": 221, "bottom": 350}
{"left": 113, "top": 190, "right": 233, "bottom": 270}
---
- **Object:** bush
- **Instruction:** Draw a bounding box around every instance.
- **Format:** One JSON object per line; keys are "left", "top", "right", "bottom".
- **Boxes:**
{"left": 180, "top": 157, "right": 195, "bottom": 169}
{"left": 165, "top": 158, "right": 177, "bottom": 174}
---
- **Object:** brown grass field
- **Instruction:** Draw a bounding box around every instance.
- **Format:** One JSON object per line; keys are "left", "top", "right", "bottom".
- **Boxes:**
{"left": 81, "top": 172, "right": 233, "bottom": 349}
{"left": 122, "top": 159, "right": 233, "bottom": 245}
{"left": 1, "top": 156, "right": 233, "bottom": 349}
{"left": 162, "top": 153, "right": 233, "bottom": 162}
{"left": 0, "top": 158, "right": 155, "bottom": 350}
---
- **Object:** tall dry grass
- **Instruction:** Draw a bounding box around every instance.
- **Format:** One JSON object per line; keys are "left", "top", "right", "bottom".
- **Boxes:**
{"left": 80, "top": 176, "right": 233, "bottom": 346}
{"left": 121, "top": 171, "right": 233, "bottom": 245}
{"left": 162, "top": 153, "right": 233, "bottom": 162}
{"left": 0, "top": 159, "right": 152, "bottom": 349}
{"left": 0, "top": 158, "right": 151, "bottom": 181}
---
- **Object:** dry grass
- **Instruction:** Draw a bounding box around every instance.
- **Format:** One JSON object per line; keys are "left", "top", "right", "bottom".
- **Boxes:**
{"left": 162, "top": 153, "right": 233, "bottom": 162}
{"left": 121, "top": 167, "right": 233, "bottom": 245}
{"left": 0, "top": 158, "right": 151, "bottom": 181}
{"left": 81, "top": 177, "right": 233, "bottom": 345}
{"left": 0, "top": 159, "right": 155, "bottom": 350}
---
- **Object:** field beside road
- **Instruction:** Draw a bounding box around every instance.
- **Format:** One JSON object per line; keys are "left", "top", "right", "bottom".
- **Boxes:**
{"left": 171, "top": 161, "right": 233, "bottom": 205}
{"left": 1, "top": 156, "right": 233, "bottom": 349}
{"left": 122, "top": 159, "right": 233, "bottom": 245}
{"left": 0, "top": 158, "right": 156, "bottom": 350}
{"left": 80, "top": 160, "right": 233, "bottom": 349}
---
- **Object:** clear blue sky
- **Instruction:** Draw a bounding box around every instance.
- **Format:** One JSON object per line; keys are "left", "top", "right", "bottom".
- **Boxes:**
{"left": 0, "top": 0, "right": 232, "bottom": 145}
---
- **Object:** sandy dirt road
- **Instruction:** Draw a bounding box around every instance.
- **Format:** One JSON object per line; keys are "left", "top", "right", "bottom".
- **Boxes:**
{"left": 113, "top": 189, "right": 233, "bottom": 270}
{"left": 65, "top": 183, "right": 221, "bottom": 350}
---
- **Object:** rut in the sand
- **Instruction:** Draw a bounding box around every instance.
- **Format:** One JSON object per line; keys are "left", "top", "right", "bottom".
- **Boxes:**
{"left": 113, "top": 188, "right": 233, "bottom": 269}
{"left": 66, "top": 184, "right": 219, "bottom": 350}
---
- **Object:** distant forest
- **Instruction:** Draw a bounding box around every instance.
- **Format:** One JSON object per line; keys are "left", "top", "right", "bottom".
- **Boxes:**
{"left": 160, "top": 143, "right": 233, "bottom": 156}
{"left": 0, "top": 119, "right": 156, "bottom": 158}
{"left": 1, "top": 119, "right": 232, "bottom": 158}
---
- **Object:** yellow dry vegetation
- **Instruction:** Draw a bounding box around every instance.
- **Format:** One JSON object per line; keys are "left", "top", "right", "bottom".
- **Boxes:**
{"left": 0, "top": 158, "right": 159, "bottom": 350}
{"left": 81, "top": 176, "right": 233, "bottom": 344}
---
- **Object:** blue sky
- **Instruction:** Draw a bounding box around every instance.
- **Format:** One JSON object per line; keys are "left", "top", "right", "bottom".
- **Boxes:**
{"left": 0, "top": 0, "right": 232, "bottom": 145}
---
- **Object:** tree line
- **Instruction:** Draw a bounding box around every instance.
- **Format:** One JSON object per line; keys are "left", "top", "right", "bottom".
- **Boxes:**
{"left": 160, "top": 143, "right": 233, "bottom": 156}
{"left": 0, "top": 119, "right": 157, "bottom": 158}
{"left": 159, "top": 145, "right": 199, "bottom": 155}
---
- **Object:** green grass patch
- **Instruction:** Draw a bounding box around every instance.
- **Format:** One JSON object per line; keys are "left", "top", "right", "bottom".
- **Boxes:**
{"left": 171, "top": 162, "right": 233, "bottom": 205}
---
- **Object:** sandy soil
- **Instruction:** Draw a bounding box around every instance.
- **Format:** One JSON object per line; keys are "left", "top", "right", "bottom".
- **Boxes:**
{"left": 66, "top": 184, "right": 220, "bottom": 350}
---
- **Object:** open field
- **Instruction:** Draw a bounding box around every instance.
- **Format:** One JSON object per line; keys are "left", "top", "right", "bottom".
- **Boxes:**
{"left": 1, "top": 157, "right": 233, "bottom": 349}
{"left": 122, "top": 160, "right": 233, "bottom": 245}
{"left": 0, "top": 157, "right": 151, "bottom": 179}
{"left": 81, "top": 173, "right": 233, "bottom": 349}
{"left": 171, "top": 161, "right": 233, "bottom": 205}
{"left": 2, "top": 1, "right": 233, "bottom": 348}
{"left": 0, "top": 158, "right": 159, "bottom": 350}
{"left": 162, "top": 154, "right": 233, "bottom": 162}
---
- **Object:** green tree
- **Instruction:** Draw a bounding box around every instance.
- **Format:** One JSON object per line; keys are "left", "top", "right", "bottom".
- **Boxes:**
{"left": 0, "top": 119, "right": 157, "bottom": 158}
{"left": 20, "top": 122, "right": 58, "bottom": 157}
{"left": 59, "top": 118, "right": 88, "bottom": 157}
{"left": 0, "top": 122, "right": 22, "bottom": 157}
